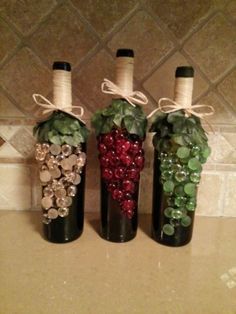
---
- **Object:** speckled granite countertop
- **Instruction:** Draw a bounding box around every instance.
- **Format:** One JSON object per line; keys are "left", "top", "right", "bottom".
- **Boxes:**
{"left": 0, "top": 211, "right": 236, "bottom": 314}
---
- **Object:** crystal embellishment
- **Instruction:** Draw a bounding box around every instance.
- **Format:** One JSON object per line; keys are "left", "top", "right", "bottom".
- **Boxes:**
{"left": 35, "top": 143, "right": 86, "bottom": 224}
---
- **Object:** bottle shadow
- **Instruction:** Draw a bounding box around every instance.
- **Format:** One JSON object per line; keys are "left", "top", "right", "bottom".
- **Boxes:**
{"left": 138, "top": 214, "right": 151, "bottom": 237}
{"left": 86, "top": 214, "right": 101, "bottom": 236}
{"left": 28, "top": 210, "right": 44, "bottom": 239}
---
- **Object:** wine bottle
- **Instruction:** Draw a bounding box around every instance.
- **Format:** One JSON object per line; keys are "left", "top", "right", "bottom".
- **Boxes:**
{"left": 150, "top": 66, "right": 211, "bottom": 246}
{"left": 92, "top": 49, "right": 147, "bottom": 242}
{"left": 33, "top": 61, "right": 89, "bottom": 243}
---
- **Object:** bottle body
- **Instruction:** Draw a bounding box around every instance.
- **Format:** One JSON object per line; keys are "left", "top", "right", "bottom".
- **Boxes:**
{"left": 152, "top": 150, "right": 195, "bottom": 246}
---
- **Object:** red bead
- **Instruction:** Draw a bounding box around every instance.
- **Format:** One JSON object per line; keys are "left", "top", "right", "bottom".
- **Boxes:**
{"left": 122, "top": 180, "right": 135, "bottom": 193}
{"left": 129, "top": 142, "right": 139, "bottom": 156}
{"left": 110, "top": 156, "right": 120, "bottom": 167}
{"left": 103, "top": 134, "right": 114, "bottom": 147}
{"left": 134, "top": 155, "right": 144, "bottom": 169}
{"left": 114, "top": 167, "right": 125, "bottom": 179}
{"left": 122, "top": 199, "right": 136, "bottom": 212}
{"left": 124, "top": 192, "right": 132, "bottom": 200}
{"left": 107, "top": 182, "right": 117, "bottom": 192}
{"left": 98, "top": 143, "right": 107, "bottom": 155}
{"left": 127, "top": 168, "right": 138, "bottom": 179}
{"left": 100, "top": 155, "right": 110, "bottom": 168}
{"left": 120, "top": 154, "right": 132, "bottom": 167}
{"left": 102, "top": 168, "right": 113, "bottom": 181}
{"left": 112, "top": 189, "right": 124, "bottom": 201}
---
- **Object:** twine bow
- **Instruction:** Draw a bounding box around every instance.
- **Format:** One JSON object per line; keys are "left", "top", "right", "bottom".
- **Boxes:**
{"left": 101, "top": 78, "right": 148, "bottom": 107}
{"left": 32, "top": 94, "right": 85, "bottom": 124}
{"left": 147, "top": 97, "right": 215, "bottom": 130}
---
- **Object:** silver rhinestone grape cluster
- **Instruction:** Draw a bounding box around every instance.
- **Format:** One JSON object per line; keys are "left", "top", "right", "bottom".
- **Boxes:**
{"left": 35, "top": 143, "right": 86, "bottom": 224}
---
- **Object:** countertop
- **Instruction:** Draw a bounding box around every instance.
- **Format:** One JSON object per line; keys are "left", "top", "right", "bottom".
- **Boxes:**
{"left": 0, "top": 211, "right": 236, "bottom": 314}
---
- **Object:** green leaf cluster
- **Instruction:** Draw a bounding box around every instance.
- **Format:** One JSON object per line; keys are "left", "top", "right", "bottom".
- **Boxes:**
{"left": 91, "top": 99, "right": 147, "bottom": 138}
{"left": 33, "top": 111, "right": 89, "bottom": 146}
{"left": 150, "top": 110, "right": 209, "bottom": 154}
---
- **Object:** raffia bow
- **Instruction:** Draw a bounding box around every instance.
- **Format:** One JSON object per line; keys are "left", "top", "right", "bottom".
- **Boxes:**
{"left": 101, "top": 78, "right": 148, "bottom": 107}
{"left": 32, "top": 94, "right": 85, "bottom": 124}
{"left": 147, "top": 97, "right": 215, "bottom": 130}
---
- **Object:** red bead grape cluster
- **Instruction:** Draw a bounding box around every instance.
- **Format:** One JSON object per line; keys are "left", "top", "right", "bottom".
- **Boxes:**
{"left": 98, "top": 128, "right": 145, "bottom": 219}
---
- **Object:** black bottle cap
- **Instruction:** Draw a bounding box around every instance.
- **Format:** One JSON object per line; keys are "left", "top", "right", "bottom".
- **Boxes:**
{"left": 53, "top": 61, "right": 71, "bottom": 72}
{"left": 116, "top": 49, "right": 134, "bottom": 58}
{"left": 175, "top": 66, "right": 194, "bottom": 78}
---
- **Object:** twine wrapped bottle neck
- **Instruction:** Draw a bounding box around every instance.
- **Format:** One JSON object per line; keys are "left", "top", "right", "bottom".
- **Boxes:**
{"left": 174, "top": 77, "right": 194, "bottom": 109}
{"left": 116, "top": 56, "right": 134, "bottom": 95}
{"left": 53, "top": 69, "right": 72, "bottom": 111}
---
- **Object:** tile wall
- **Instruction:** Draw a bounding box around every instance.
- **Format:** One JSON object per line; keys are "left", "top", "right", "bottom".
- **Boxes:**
{"left": 0, "top": 0, "right": 235, "bottom": 216}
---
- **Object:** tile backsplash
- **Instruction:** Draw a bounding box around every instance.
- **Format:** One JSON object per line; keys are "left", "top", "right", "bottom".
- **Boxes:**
{"left": 0, "top": 1, "right": 235, "bottom": 216}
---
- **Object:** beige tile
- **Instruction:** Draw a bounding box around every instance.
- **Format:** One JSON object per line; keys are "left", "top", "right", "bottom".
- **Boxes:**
{"left": 0, "top": 142, "right": 23, "bottom": 158}
{"left": 184, "top": 14, "right": 236, "bottom": 82}
{"left": 29, "top": 4, "right": 97, "bottom": 66}
{"left": 225, "top": 0, "right": 236, "bottom": 20}
{"left": 0, "top": 126, "right": 21, "bottom": 141}
{"left": 71, "top": 0, "right": 137, "bottom": 37}
{"left": 224, "top": 173, "right": 236, "bottom": 217}
{"left": 0, "top": 164, "right": 31, "bottom": 210}
{"left": 0, "top": 136, "right": 4, "bottom": 147}
{"left": 145, "top": 0, "right": 212, "bottom": 40}
{"left": 9, "top": 127, "right": 36, "bottom": 158}
{"left": 108, "top": 10, "right": 174, "bottom": 80}
{"left": 74, "top": 49, "right": 115, "bottom": 111}
{"left": 197, "top": 171, "right": 224, "bottom": 216}
{"left": 0, "top": 0, "right": 57, "bottom": 35}
{"left": 0, "top": 92, "right": 25, "bottom": 118}
{"left": 208, "top": 132, "right": 235, "bottom": 163}
{"left": 199, "top": 92, "right": 235, "bottom": 124}
{"left": 0, "top": 19, "right": 20, "bottom": 64}
{"left": 218, "top": 69, "right": 236, "bottom": 113}
{"left": 0, "top": 48, "right": 51, "bottom": 113}
{"left": 143, "top": 52, "right": 209, "bottom": 103}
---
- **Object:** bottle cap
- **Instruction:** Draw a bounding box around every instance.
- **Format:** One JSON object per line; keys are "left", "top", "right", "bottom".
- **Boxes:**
{"left": 53, "top": 61, "right": 71, "bottom": 72}
{"left": 116, "top": 49, "right": 134, "bottom": 58}
{"left": 175, "top": 66, "right": 194, "bottom": 78}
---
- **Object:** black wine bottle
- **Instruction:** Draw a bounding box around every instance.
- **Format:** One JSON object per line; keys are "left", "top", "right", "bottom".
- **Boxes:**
{"left": 150, "top": 66, "right": 211, "bottom": 246}
{"left": 33, "top": 61, "right": 89, "bottom": 243}
{"left": 92, "top": 49, "right": 147, "bottom": 242}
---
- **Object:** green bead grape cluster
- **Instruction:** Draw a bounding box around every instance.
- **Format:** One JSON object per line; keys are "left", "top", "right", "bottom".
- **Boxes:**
{"left": 150, "top": 110, "right": 211, "bottom": 237}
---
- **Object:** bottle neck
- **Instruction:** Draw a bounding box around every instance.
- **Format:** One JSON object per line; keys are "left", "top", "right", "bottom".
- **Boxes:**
{"left": 53, "top": 69, "right": 72, "bottom": 111}
{"left": 174, "top": 77, "right": 193, "bottom": 108}
{"left": 116, "top": 57, "right": 134, "bottom": 95}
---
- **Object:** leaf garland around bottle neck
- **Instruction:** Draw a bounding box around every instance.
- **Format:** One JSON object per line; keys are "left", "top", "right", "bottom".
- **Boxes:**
{"left": 149, "top": 110, "right": 210, "bottom": 153}
{"left": 91, "top": 99, "right": 147, "bottom": 139}
{"left": 33, "top": 111, "right": 89, "bottom": 146}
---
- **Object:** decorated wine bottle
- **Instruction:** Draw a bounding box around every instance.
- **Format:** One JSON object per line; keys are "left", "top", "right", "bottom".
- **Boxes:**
{"left": 33, "top": 61, "right": 89, "bottom": 243}
{"left": 92, "top": 49, "right": 147, "bottom": 242}
{"left": 150, "top": 66, "right": 212, "bottom": 246}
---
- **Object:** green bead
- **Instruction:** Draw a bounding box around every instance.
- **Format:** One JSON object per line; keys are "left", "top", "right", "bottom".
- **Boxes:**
{"left": 164, "top": 207, "right": 174, "bottom": 218}
{"left": 190, "top": 172, "right": 201, "bottom": 183}
{"left": 172, "top": 163, "right": 182, "bottom": 172}
{"left": 167, "top": 197, "right": 175, "bottom": 206}
{"left": 163, "top": 180, "right": 175, "bottom": 193}
{"left": 175, "top": 170, "right": 187, "bottom": 182}
{"left": 176, "top": 147, "right": 190, "bottom": 159}
{"left": 162, "top": 157, "right": 173, "bottom": 168}
{"left": 163, "top": 224, "right": 175, "bottom": 236}
{"left": 181, "top": 216, "right": 192, "bottom": 227}
{"left": 171, "top": 209, "right": 184, "bottom": 219}
{"left": 186, "top": 200, "right": 196, "bottom": 211}
{"left": 170, "top": 218, "right": 180, "bottom": 227}
{"left": 202, "top": 146, "right": 211, "bottom": 158}
{"left": 184, "top": 183, "right": 197, "bottom": 196}
{"left": 174, "top": 185, "right": 185, "bottom": 196}
{"left": 162, "top": 170, "right": 173, "bottom": 180}
{"left": 188, "top": 158, "right": 202, "bottom": 171}
{"left": 191, "top": 145, "right": 201, "bottom": 156}
{"left": 174, "top": 196, "right": 187, "bottom": 207}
